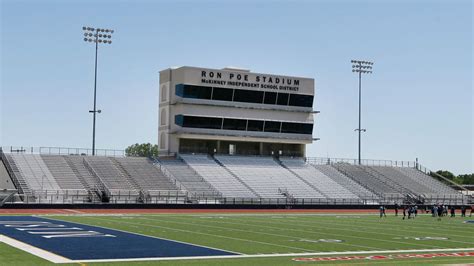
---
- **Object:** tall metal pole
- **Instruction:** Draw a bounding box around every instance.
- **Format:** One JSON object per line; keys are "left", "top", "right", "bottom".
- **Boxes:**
{"left": 351, "top": 60, "right": 373, "bottom": 165}
{"left": 358, "top": 69, "right": 362, "bottom": 165}
{"left": 83, "top": 26, "right": 114, "bottom": 156}
{"left": 92, "top": 31, "right": 99, "bottom": 156}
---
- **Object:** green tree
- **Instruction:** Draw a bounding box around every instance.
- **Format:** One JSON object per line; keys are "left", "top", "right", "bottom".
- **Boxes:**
{"left": 456, "top": 174, "right": 474, "bottom": 185}
{"left": 125, "top": 143, "right": 158, "bottom": 158}
{"left": 433, "top": 170, "right": 456, "bottom": 180}
{"left": 431, "top": 170, "right": 474, "bottom": 185}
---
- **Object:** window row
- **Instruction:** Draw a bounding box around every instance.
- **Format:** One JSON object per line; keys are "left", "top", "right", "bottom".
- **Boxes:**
{"left": 174, "top": 115, "right": 313, "bottom": 135}
{"left": 175, "top": 84, "right": 313, "bottom": 107}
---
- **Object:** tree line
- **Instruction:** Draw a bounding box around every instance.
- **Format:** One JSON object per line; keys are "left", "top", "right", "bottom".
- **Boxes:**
{"left": 432, "top": 170, "right": 474, "bottom": 185}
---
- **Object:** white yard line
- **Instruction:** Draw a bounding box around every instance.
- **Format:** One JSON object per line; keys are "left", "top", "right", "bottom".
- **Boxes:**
{"left": 136, "top": 216, "right": 381, "bottom": 251}
{"left": 252, "top": 216, "right": 474, "bottom": 242}
{"left": 202, "top": 216, "right": 449, "bottom": 249}
{"left": 82, "top": 216, "right": 317, "bottom": 252}
{"left": 0, "top": 234, "right": 72, "bottom": 264}
{"left": 70, "top": 247, "right": 474, "bottom": 264}
{"left": 288, "top": 216, "right": 474, "bottom": 238}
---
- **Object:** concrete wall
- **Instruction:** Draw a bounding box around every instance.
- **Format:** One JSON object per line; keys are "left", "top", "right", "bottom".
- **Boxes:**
{"left": 0, "top": 160, "right": 15, "bottom": 189}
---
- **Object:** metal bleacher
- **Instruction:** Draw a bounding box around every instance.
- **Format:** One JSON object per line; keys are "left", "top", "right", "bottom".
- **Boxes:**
{"left": 112, "top": 157, "right": 185, "bottom": 203}
{"left": 180, "top": 154, "right": 257, "bottom": 198}
{"left": 0, "top": 147, "right": 466, "bottom": 205}
{"left": 312, "top": 164, "right": 378, "bottom": 199}
{"left": 84, "top": 156, "right": 140, "bottom": 202}
{"left": 215, "top": 155, "right": 324, "bottom": 199}
{"left": 157, "top": 158, "right": 222, "bottom": 199}
{"left": 370, "top": 166, "right": 437, "bottom": 194}
{"left": 331, "top": 163, "right": 403, "bottom": 197}
{"left": 280, "top": 158, "right": 359, "bottom": 200}
{"left": 9, "top": 154, "right": 60, "bottom": 192}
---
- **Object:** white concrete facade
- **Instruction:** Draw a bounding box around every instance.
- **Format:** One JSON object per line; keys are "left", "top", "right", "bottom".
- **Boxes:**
{"left": 158, "top": 66, "right": 316, "bottom": 156}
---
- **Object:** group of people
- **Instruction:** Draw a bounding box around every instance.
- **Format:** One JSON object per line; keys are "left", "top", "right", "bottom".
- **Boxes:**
{"left": 379, "top": 204, "right": 474, "bottom": 220}
{"left": 430, "top": 204, "right": 471, "bottom": 220}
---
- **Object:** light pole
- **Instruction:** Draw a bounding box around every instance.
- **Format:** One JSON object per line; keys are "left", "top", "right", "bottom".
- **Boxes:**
{"left": 82, "top": 26, "right": 114, "bottom": 156}
{"left": 351, "top": 60, "right": 374, "bottom": 165}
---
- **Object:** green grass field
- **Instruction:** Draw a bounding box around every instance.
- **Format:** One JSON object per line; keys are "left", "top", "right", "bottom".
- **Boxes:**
{"left": 1, "top": 212, "right": 473, "bottom": 265}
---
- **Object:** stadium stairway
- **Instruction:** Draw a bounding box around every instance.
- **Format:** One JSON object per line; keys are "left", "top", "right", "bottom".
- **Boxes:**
{"left": 180, "top": 154, "right": 259, "bottom": 199}
{"left": 279, "top": 158, "right": 360, "bottom": 200}
{"left": 276, "top": 158, "right": 329, "bottom": 198}
{"left": 331, "top": 163, "right": 401, "bottom": 198}
{"left": 83, "top": 157, "right": 140, "bottom": 203}
{"left": 156, "top": 157, "right": 222, "bottom": 200}
{"left": 214, "top": 155, "right": 326, "bottom": 200}
{"left": 0, "top": 153, "right": 31, "bottom": 195}
{"left": 112, "top": 157, "right": 185, "bottom": 203}
{"left": 311, "top": 164, "right": 378, "bottom": 200}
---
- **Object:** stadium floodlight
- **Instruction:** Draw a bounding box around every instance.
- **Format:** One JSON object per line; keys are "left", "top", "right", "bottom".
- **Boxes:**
{"left": 351, "top": 59, "right": 374, "bottom": 165}
{"left": 82, "top": 26, "right": 115, "bottom": 155}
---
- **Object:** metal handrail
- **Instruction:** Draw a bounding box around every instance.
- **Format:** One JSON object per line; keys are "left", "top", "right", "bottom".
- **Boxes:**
{"left": 82, "top": 158, "right": 111, "bottom": 198}
{"left": 417, "top": 164, "right": 468, "bottom": 192}
{"left": 1, "top": 146, "right": 125, "bottom": 157}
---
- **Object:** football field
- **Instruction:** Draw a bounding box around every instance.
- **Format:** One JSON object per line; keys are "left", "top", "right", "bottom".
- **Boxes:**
{"left": 0, "top": 211, "right": 473, "bottom": 265}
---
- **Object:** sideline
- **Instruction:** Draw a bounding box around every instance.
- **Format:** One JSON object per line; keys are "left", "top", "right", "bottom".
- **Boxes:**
{"left": 72, "top": 248, "right": 474, "bottom": 263}
{"left": 0, "top": 234, "right": 72, "bottom": 263}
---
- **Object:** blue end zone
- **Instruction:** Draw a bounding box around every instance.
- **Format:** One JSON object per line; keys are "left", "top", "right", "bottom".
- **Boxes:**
{"left": 0, "top": 216, "right": 238, "bottom": 260}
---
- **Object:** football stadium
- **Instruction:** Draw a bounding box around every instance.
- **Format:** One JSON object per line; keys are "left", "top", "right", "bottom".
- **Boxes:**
{"left": 0, "top": 66, "right": 473, "bottom": 265}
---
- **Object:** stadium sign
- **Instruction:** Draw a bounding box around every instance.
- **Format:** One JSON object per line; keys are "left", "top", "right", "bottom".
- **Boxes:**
{"left": 292, "top": 252, "right": 474, "bottom": 262}
{"left": 179, "top": 67, "right": 314, "bottom": 94}
{"left": 201, "top": 70, "right": 301, "bottom": 92}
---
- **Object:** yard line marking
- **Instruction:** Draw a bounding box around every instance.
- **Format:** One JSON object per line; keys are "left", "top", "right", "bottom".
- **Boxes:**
{"left": 246, "top": 216, "right": 473, "bottom": 247}
{"left": 40, "top": 216, "right": 241, "bottom": 256}
{"left": 192, "top": 216, "right": 449, "bottom": 249}
{"left": 288, "top": 216, "right": 474, "bottom": 238}
{"left": 69, "top": 247, "right": 474, "bottom": 263}
{"left": 56, "top": 216, "right": 315, "bottom": 253}
{"left": 0, "top": 234, "right": 72, "bottom": 263}
{"left": 262, "top": 216, "right": 474, "bottom": 243}
{"left": 137, "top": 216, "right": 380, "bottom": 251}
{"left": 297, "top": 215, "right": 474, "bottom": 233}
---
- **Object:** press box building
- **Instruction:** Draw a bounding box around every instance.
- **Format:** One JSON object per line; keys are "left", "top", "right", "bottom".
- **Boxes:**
{"left": 158, "top": 66, "right": 316, "bottom": 157}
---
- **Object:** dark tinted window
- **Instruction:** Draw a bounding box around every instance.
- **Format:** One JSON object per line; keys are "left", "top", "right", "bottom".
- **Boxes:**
{"left": 212, "top": 87, "right": 233, "bottom": 101}
{"left": 176, "top": 84, "right": 212, "bottom": 99}
{"left": 247, "top": 120, "right": 264, "bottom": 131}
{"left": 289, "top": 94, "right": 313, "bottom": 107}
{"left": 223, "top": 118, "right": 247, "bottom": 131}
{"left": 175, "top": 114, "right": 184, "bottom": 126}
{"left": 281, "top": 122, "right": 313, "bottom": 134}
{"left": 233, "top": 89, "right": 264, "bottom": 103}
{"left": 181, "top": 116, "right": 222, "bottom": 129}
{"left": 264, "top": 121, "right": 281, "bottom": 133}
{"left": 175, "top": 84, "right": 185, "bottom": 97}
{"left": 263, "top": 92, "right": 277, "bottom": 105}
{"left": 276, "top": 93, "right": 289, "bottom": 105}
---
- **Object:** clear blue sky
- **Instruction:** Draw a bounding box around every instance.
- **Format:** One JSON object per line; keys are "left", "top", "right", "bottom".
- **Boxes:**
{"left": 1, "top": 0, "right": 472, "bottom": 174}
